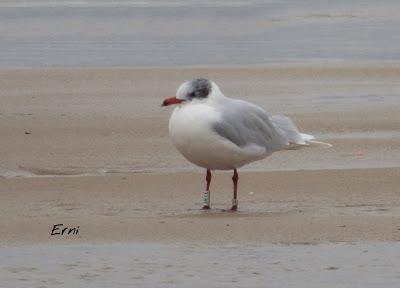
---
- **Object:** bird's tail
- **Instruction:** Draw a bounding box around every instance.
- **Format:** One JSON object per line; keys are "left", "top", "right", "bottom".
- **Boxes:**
{"left": 297, "top": 133, "right": 332, "bottom": 149}
{"left": 270, "top": 115, "right": 332, "bottom": 150}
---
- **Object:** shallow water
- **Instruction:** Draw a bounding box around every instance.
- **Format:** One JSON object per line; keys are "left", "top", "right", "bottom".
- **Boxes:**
{"left": 1, "top": 0, "right": 400, "bottom": 67}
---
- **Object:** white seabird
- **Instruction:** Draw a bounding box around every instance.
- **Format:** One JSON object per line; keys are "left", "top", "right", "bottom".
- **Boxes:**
{"left": 162, "top": 78, "right": 330, "bottom": 210}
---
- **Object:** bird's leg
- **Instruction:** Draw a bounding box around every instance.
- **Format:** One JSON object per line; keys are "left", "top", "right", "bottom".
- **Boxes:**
{"left": 231, "top": 169, "right": 239, "bottom": 210}
{"left": 202, "top": 169, "right": 212, "bottom": 209}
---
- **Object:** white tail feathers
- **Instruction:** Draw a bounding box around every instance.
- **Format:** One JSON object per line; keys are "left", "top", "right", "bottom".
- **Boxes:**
{"left": 300, "top": 133, "right": 332, "bottom": 148}
{"left": 270, "top": 115, "right": 332, "bottom": 150}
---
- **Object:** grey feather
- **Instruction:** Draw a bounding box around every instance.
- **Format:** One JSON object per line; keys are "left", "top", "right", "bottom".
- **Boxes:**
{"left": 211, "top": 99, "right": 289, "bottom": 153}
{"left": 269, "top": 115, "right": 304, "bottom": 144}
{"left": 270, "top": 115, "right": 332, "bottom": 148}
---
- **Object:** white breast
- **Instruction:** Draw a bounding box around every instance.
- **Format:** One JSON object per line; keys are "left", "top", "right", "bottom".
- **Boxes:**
{"left": 169, "top": 102, "right": 266, "bottom": 170}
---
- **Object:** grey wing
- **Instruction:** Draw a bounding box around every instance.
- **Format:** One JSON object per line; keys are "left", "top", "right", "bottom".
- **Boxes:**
{"left": 211, "top": 99, "right": 289, "bottom": 152}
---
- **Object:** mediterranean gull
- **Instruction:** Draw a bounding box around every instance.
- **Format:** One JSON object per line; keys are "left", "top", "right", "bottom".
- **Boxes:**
{"left": 162, "top": 78, "right": 331, "bottom": 211}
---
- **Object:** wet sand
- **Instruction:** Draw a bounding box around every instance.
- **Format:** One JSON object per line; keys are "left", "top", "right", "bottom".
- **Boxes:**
{"left": 2, "top": 242, "right": 400, "bottom": 288}
{"left": 1, "top": 167, "right": 400, "bottom": 245}
{"left": 1, "top": 64, "right": 400, "bottom": 286}
{"left": 1, "top": 63, "right": 400, "bottom": 176}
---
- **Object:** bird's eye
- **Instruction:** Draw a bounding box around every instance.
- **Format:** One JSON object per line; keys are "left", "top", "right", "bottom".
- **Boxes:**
{"left": 188, "top": 92, "right": 195, "bottom": 98}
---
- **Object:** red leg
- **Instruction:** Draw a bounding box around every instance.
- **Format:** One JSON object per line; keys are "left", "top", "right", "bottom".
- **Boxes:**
{"left": 231, "top": 169, "right": 239, "bottom": 210}
{"left": 206, "top": 169, "right": 211, "bottom": 191}
{"left": 202, "top": 169, "right": 211, "bottom": 209}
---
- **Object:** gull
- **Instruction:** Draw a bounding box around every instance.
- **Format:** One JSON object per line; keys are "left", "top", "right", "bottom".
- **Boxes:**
{"left": 162, "top": 78, "right": 330, "bottom": 211}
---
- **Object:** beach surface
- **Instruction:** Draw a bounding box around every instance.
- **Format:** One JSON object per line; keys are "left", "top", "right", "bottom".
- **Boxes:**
{"left": 1, "top": 64, "right": 400, "bottom": 286}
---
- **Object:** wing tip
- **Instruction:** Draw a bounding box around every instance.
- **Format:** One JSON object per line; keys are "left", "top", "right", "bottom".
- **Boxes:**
{"left": 306, "top": 140, "right": 332, "bottom": 148}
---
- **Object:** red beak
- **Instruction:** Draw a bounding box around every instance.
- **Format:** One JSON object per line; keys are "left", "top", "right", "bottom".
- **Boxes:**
{"left": 161, "top": 97, "right": 184, "bottom": 107}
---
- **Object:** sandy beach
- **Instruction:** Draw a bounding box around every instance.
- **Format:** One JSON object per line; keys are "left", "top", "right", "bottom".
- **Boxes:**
{"left": 1, "top": 64, "right": 400, "bottom": 286}
{"left": 1, "top": 1, "right": 400, "bottom": 286}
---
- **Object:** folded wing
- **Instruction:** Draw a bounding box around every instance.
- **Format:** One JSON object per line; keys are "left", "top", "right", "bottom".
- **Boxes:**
{"left": 211, "top": 99, "right": 331, "bottom": 153}
{"left": 211, "top": 99, "right": 289, "bottom": 154}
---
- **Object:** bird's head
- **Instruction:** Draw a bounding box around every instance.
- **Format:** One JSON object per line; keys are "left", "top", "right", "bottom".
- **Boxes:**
{"left": 161, "top": 78, "right": 213, "bottom": 107}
